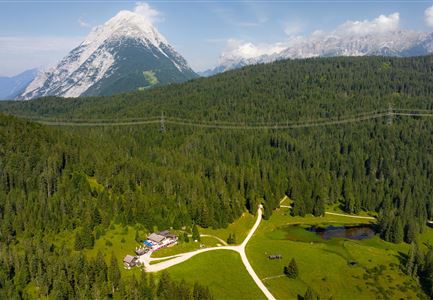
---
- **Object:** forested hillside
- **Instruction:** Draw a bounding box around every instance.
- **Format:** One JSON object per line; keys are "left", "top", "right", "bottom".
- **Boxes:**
{"left": 2, "top": 55, "right": 433, "bottom": 122}
{"left": 1, "top": 55, "right": 433, "bottom": 298}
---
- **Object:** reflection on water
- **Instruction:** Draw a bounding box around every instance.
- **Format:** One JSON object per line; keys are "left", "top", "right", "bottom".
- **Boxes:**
{"left": 308, "top": 225, "right": 376, "bottom": 240}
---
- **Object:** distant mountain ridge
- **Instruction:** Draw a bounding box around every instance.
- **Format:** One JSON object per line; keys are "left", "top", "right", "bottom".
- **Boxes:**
{"left": 201, "top": 30, "right": 433, "bottom": 76}
{"left": 0, "top": 69, "right": 38, "bottom": 100}
{"left": 19, "top": 10, "right": 197, "bottom": 100}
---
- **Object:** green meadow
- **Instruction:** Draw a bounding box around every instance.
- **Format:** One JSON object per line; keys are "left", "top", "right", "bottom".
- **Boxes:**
{"left": 198, "top": 211, "right": 256, "bottom": 244}
{"left": 166, "top": 250, "right": 265, "bottom": 299}
{"left": 246, "top": 206, "right": 427, "bottom": 300}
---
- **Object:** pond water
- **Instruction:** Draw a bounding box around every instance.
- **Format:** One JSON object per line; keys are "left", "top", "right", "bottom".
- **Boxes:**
{"left": 307, "top": 225, "right": 376, "bottom": 240}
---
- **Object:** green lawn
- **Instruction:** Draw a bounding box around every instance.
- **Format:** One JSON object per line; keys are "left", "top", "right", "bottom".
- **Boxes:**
{"left": 87, "top": 225, "right": 147, "bottom": 278}
{"left": 199, "top": 211, "right": 256, "bottom": 244}
{"left": 48, "top": 224, "right": 145, "bottom": 278}
{"left": 151, "top": 236, "right": 220, "bottom": 258}
{"left": 166, "top": 250, "right": 265, "bottom": 300}
{"left": 41, "top": 201, "right": 433, "bottom": 299}
{"left": 246, "top": 207, "right": 426, "bottom": 300}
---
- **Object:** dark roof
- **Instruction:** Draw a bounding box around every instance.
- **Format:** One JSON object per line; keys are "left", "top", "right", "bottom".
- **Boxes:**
{"left": 135, "top": 248, "right": 147, "bottom": 255}
{"left": 157, "top": 230, "right": 170, "bottom": 236}
{"left": 123, "top": 255, "right": 136, "bottom": 264}
{"left": 148, "top": 233, "right": 165, "bottom": 243}
{"left": 157, "top": 230, "right": 177, "bottom": 239}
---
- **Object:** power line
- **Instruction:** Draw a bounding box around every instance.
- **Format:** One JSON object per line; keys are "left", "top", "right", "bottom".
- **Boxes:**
{"left": 29, "top": 108, "right": 433, "bottom": 129}
{"left": 387, "top": 103, "right": 393, "bottom": 126}
{"left": 160, "top": 112, "right": 166, "bottom": 132}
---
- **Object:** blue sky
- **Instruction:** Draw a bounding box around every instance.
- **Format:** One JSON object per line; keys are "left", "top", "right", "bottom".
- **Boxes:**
{"left": 1, "top": 0, "right": 433, "bottom": 76}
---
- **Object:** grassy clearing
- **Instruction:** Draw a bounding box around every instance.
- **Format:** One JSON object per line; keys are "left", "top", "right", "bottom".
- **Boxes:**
{"left": 143, "top": 70, "right": 159, "bottom": 86}
{"left": 151, "top": 236, "right": 220, "bottom": 258}
{"left": 199, "top": 211, "right": 256, "bottom": 244}
{"left": 166, "top": 250, "right": 265, "bottom": 299}
{"left": 417, "top": 226, "right": 433, "bottom": 247}
{"left": 85, "top": 224, "right": 146, "bottom": 277}
{"left": 246, "top": 207, "right": 426, "bottom": 300}
{"left": 48, "top": 224, "right": 144, "bottom": 277}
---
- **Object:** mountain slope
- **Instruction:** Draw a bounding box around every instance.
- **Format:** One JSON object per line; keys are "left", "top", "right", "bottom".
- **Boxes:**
{"left": 19, "top": 10, "right": 197, "bottom": 99}
{"left": 3, "top": 55, "right": 433, "bottom": 123}
{"left": 0, "top": 69, "right": 38, "bottom": 100}
{"left": 203, "top": 30, "right": 433, "bottom": 76}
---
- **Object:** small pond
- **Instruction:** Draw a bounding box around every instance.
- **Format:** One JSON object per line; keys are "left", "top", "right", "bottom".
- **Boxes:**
{"left": 307, "top": 225, "right": 376, "bottom": 240}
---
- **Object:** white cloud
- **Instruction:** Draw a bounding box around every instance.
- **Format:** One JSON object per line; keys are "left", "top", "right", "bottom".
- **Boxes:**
{"left": 425, "top": 6, "right": 433, "bottom": 27}
{"left": 78, "top": 18, "right": 91, "bottom": 28}
{"left": 337, "top": 13, "right": 400, "bottom": 35}
{"left": 133, "top": 2, "right": 163, "bottom": 24}
{"left": 220, "top": 38, "right": 287, "bottom": 62}
{"left": 0, "top": 36, "right": 83, "bottom": 76}
{"left": 220, "top": 12, "right": 401, "bottom": 63}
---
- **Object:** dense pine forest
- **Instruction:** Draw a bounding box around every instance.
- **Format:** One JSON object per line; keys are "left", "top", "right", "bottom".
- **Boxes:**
{"left": 2, "top": 55, "right": 433, "bottom": 122}
{"left": 1, "top": 55, "right": 433, "bottom": 298}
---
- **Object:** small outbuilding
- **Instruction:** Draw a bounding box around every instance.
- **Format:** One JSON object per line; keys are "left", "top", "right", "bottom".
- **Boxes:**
{"left": 123, "top": 255, "right": 138, "bottom": 268}
{"left": 135, "top": 246, "right": 148, "bottom": 256}
{"left": 268, "top": 255, "right": 283, "bottom": 260}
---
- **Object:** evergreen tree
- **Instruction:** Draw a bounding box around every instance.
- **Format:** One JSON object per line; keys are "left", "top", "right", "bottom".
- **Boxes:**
{"left": 193, "top": 282, "right": 213, "bottom": 300}
{"left": 157, "top": 271, "right": 171, "bottom": 298}
{"left": 284, "top": 258, "right": 299, "bottom": 279}
{"left": 392, "top": 218, "right": 404, "bottom": 243}
{"left": 74, "top": 232, "right": 83, "bottom": 251}
{"left": 183, "top": 232, "right": 189, "bottom": 243}
{"left": 304, "top": 287, "right": 318, "bottom": 300}
{"left": 192, "top": 224, "right": 200, "bottom": 242}
{"left": 108, "top": 253, "right": 121, "bottom": 293}
{"left": 135, "top": 230, "right": 141, "bottom": 243}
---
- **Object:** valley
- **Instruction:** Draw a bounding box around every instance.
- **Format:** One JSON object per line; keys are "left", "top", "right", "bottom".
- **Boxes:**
{"left": 1, "top": 54, "right": 433, "bottom": 299}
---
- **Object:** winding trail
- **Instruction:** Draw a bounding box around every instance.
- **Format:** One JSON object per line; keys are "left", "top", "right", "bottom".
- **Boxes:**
{"left": 187, "top": 233, "right": 228, "bottom": 246}
{"left": 324, "top": 212, "right": 376, "bottom": 220}
{"left": 279, "top": 195, "right": 377, "bottom": 221}
{"left": 279, "top": 197, "right": 433, "bottom": 225}
{"left": 138, "top": 205, "right": 276, "bottom": 300}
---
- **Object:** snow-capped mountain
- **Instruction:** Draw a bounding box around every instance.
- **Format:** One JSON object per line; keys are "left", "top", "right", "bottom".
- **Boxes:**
{"left": 19, "top": 10, "right": 197, "bottom": 99}
{"left": 0, "top": 69, "right": 38, "bottom": 100}
{"left": 202, "top": 30, "right": 433, "bottom": 76}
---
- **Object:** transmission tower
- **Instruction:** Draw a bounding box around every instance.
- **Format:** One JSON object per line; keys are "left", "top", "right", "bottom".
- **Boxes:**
{"left": 160, "top": 112, "right": 166, "bottom": 132}
{"left": 387, "top": 103, "right": 393, "bottom": 126}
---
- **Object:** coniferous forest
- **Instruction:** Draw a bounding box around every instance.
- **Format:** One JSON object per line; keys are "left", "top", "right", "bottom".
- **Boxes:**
{"left": 1, "top": 55, "right": 433, "bottom": 298}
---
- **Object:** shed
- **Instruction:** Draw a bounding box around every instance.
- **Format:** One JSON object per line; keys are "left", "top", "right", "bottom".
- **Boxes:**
{"left": 123, "top": 255, "right": 138, "bottom": 267}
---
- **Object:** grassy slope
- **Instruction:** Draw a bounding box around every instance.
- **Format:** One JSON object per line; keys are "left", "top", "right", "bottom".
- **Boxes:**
{"left": 199, "top": 212, "right": 256, "bottom": 244}
{"left": 48, "top": 224, "right": 144, "bottom": 278}
{"left": 143, "top": 71, "right": 159, "bottom": 86}
{"left": 166, "top": 250, "right": 265, "bottom": 300}
{"left": 246, "top": 206, "right": 426, "bottom": 300}
{"left": 151, "top": 237, "right": 219, "bottom": 258}
{"left": 153, "top": 212, "right": 254, "bottom": 257}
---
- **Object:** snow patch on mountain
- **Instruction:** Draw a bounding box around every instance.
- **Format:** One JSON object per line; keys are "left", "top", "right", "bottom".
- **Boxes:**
{"left": 19, "top": 10, "right": 195, "bottom": 99}
{"left": 202, "top": 13, "right": 433, "bottom": 76}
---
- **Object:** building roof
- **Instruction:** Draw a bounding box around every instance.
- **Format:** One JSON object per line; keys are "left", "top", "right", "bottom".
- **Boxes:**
{"left": 157, "top": 230, "right": 170, "bottom": 236}
{"left": 123, "top": 255, "right": 136, "bottom": 264}
{"left": 148, "top": 233, "right": 165, "bottom": 243}
{"left": 135, "top": 248, "right": 147, "bottom": 255}
{"left": 157, "top": 230, "right": 177, "bottom": 239}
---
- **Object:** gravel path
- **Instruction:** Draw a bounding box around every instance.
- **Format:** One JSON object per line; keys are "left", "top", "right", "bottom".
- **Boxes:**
{"left": 138, "top": 205, "right": 276, "bottom": 300}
